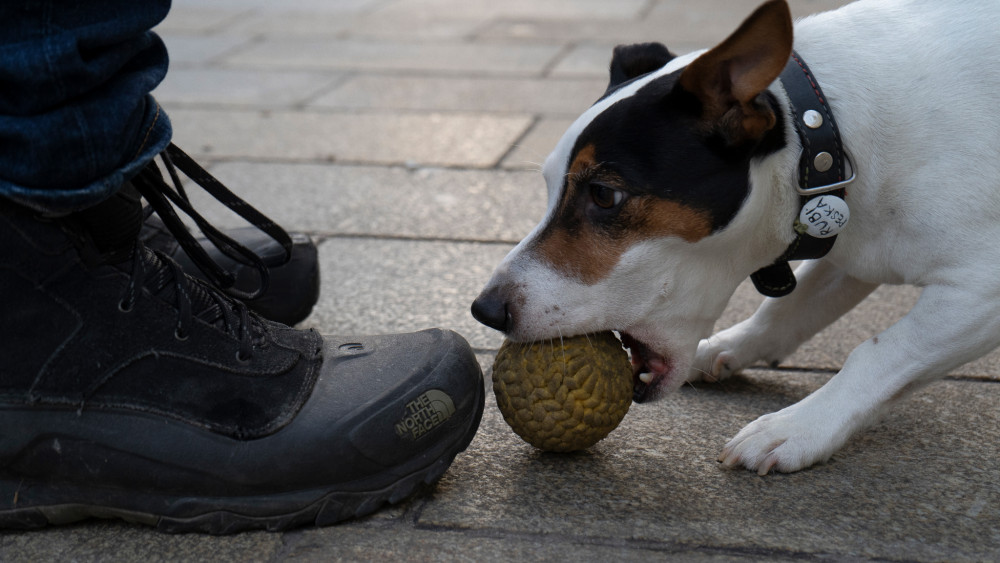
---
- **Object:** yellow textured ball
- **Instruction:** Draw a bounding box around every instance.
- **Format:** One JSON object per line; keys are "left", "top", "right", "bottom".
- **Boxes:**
{"left": 491, "top": 331, "right": 632, "bottom": 452}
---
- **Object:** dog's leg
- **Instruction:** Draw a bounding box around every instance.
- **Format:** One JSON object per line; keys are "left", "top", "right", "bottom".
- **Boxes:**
{"left": 691, "top": 260, "right": 878, "bottom": 382}
{"left": 719, "top": 282, "right": 1000, "bottom": 474}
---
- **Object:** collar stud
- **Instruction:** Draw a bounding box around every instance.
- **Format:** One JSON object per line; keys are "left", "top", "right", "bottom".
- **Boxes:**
{"left": 814, "top": 151, "right": 834, "bottom": 172}
{"left": 803, "top": 109, "right": 824, "bottom": 129}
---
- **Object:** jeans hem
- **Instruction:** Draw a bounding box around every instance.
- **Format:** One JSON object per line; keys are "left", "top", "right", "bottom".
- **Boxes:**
{"left": 0, "top": 97, "right": 172, "bottom": 215}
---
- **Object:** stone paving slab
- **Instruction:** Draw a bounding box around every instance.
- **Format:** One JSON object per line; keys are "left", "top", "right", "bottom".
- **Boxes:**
{"left": 500, "top": 117, "right": 575, "bottom": 169}
{"left": 304, "top": 238, "right": 509, "bottom": 352}
{"left": 156, "top": 34, "right": 253, "bottom": 67}
{"left": 422, "top": 368, "right": 1000, "bottom": 562}
{"left": 342, "top": 15, "right": 488, "bottom": 42}
{"left": 281, "top": 522, "right": 802, "bottom": 562}
{"left": 477, "top": 19, "right": 715, "bottom": 48}
{"left": 369, "top": 0, "right": 649, "bottom": 22}
{"left": 646, "top": 0, "right": 854, "bottom": 23}
{"left": 547, "top": 44, "right": 620, "bottom": 78}
{"left": 155, "top": 8, "right": 249, "bottom": 35}
{"left": 231, "top": 12, "right": 484, "bottom": 41}
{"left": 477, "top": 18, "right": 684, "bottom": 45}
{"left": 224, "top": 13, "right": 358, "bottom": 38}
{"left": 154, "top": 68, "right": 346, "bottom": 108}
{"left": 0, "top": 523, "right": 283, "bottom": 563}
{"left": 172, "top": 0, "right": 384, "bottom": 14}
{"left": 224, "top": 39, "right": 562, "bottom": 75}
{"left": 472, "top": 0, "right": 854, "bottom": 47}
{"left": 309, "top": 75, "right": 606, "bottom": 116}
{"left": 183, "top": 162, "right": 544, "bottom": 242}
{"left": 167, "top": 108, "right": 532, "bottom": 168}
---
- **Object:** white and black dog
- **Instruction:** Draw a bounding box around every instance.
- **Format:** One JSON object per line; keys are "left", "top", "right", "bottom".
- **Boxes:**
{"left": 472, "top": 0, "right": 1000, "bottom": 474}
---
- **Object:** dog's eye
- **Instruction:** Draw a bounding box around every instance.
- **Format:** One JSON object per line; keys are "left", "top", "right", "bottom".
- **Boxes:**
{"left": 590, "top": 182, "right": 624, "bottom": 209}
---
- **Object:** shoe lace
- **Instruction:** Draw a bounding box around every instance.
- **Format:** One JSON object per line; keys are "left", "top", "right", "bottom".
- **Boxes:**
{"left": 123, "top": 143, "right": 295, "bottom": 360}
{"left": 132, "top": 143, "right": 294, "bottom": 300}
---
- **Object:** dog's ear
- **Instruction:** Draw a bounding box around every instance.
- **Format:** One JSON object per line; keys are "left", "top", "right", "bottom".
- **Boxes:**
{"left": 678, "top": 0, "right": 792, "bottom": 145}
{"left": 608, "top": 43, "right": 676, "bottom": 89}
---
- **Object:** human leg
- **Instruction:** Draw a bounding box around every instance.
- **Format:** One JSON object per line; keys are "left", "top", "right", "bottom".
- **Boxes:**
{"left": 0, "top": 2, "right": 485, "bottom": 532}
{"left": 0, "top": 0, "right": 171, "bottom": 213}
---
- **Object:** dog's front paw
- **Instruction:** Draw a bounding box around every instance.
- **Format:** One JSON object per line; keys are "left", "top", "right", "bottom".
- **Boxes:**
{"left": 690, "top": 318, "right": 793, "bottom": 383}
{"left": 689, "top": 343, "right": 739, "bottom": 383}
{"left": 690, "top": 324, "right": 757, "bottom": 382}
{"left": 718, "top": 405, "right": 840, "bottom": 475}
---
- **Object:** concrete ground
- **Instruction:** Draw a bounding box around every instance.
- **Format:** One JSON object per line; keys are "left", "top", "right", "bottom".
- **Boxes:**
{"left": 4, "top": 0, "right": 1000, "bottom": 561}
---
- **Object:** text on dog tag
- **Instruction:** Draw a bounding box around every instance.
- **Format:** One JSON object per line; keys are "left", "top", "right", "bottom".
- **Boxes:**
{"left": 799, "top": 195, "right": 849, "bottom": 238}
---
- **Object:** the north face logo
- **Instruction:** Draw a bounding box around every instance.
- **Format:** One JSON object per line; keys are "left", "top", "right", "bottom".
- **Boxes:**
{"left": 395, "top": 389, "right": 456, "bottom": 440}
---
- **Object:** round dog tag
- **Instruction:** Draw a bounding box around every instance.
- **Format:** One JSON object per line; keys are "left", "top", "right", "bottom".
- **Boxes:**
{"left": 798, "top": 195, "right": 849, "bottom": 238}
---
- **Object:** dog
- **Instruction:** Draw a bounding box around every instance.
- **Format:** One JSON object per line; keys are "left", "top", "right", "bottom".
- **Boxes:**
{"left": 471, "top": 0, "right": 1000, "bottom": 474}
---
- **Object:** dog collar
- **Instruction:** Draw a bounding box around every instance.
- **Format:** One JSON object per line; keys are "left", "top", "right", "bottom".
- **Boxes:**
{"left": 750, "top": 51, "right": 855, "bottom": 297}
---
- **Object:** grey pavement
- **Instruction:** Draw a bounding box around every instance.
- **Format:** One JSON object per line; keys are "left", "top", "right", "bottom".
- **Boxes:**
{"left": 4, "top": 0, "right": 1000, "bottom": 561}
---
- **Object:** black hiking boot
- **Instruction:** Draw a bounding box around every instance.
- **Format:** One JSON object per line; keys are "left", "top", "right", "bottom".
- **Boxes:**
{"left": 0, "top": 170, "right": 484, "bottom": 534}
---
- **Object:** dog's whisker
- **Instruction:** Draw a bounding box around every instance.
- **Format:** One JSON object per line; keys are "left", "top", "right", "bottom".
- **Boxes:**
{"left": 691, "top": 366, "right": 713, "bottom": 380}
{"left": 557, "top": 328, "right": 569, "bottom": 378}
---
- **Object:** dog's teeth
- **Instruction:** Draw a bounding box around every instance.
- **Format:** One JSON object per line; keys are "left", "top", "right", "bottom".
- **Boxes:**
{"left": 638, "top": 372, "right": 653, "bottom": 384}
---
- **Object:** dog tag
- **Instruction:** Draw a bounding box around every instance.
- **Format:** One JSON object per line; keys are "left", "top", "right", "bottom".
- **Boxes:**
{"left": 798, "top": 195, "right": 849, "bottom": 238}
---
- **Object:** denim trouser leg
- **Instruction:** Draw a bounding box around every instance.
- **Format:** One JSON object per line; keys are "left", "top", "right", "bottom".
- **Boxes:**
{"left": 0, "top": 1, "right": 173, "bottom": 214}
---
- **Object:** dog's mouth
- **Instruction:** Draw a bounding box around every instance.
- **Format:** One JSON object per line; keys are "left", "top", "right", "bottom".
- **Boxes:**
{"left": 619, "top": 332, "right": 673, "bottom": 403}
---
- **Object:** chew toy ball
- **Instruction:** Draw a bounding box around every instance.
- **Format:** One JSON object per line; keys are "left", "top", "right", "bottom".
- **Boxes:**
{"left": 491, "top": 331, "right": 632, "bottom": 452}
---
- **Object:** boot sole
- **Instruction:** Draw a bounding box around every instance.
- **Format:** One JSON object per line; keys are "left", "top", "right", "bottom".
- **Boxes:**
{"left": 0, "top": 377, "right": 484, "bottom": 534}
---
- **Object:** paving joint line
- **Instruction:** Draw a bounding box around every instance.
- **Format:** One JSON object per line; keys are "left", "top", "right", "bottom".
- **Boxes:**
{"left": 489, "top": 115, "right": 541, "bottom": 169}
{"left": 312, "top": 232, "right": 519, "bottom": 246}
{"left": 636, "top": 0, "right": 659, "bottom": 20}
{"left": 290, "top": 72, "right": 357, "bottom": 110}
{"left": 746, "top": 365, "right": 1000, "bottom": 383}
{"left": 406, "top": 520, "right": 873, "bottom": 561}
{"left": 163, "top": 100, "right": 572, "bottom": 118}
{"left": 266, "top": 529, "right": 305, "bottom": 563}
{"left": 469, "top": 356, "right": 999, "bottom": 384}
{"left": 539, "top": 41, "right": 578, "bottom": 79}
{"left": 172, "top": 154, "right": 535, "bottom": 171}
{"left": 216, "top": 62, "right": 565, "bottom": 80}
{"left": 465, "top": 14, "right": 502, "bottom": 42}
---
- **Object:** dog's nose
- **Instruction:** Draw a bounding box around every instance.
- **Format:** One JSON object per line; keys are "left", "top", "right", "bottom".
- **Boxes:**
{"left": 471, "top": 290, "right": 511, "bottom": 333}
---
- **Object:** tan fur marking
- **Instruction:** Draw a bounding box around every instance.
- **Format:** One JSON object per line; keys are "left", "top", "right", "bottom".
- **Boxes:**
{"left": 568, "top": 144, "right": 597, "bottom": 177}
{"left": 534, "top": 184, "right": 713, "bottom": 285}
{"left": 535, "top": 226, "right": 620, "bottom": 285}
{"left": 637, "top": 198, "right": 713, "bottom": 243}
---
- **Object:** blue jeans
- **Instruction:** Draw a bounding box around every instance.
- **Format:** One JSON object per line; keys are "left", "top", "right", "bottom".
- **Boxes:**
{"left": 0, "top": 1, "right": 172, "bottom": 213}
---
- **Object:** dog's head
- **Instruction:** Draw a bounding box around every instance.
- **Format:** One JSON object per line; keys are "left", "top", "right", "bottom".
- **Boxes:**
{"left": 472, "top": 0, "right": 798, "bottom": 400}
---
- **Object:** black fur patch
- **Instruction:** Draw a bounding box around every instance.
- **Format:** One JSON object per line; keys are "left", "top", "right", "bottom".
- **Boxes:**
{"left": 568, "top": 70, "right": 786, "bottom": 234}
{"left": 608, "top": 43, "right": 676, "bottom": 90}
{"left": 599, "top": 43, "right": 676, "bottom": 104}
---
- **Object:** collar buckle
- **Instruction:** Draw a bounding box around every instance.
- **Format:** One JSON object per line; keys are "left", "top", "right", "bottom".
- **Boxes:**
{"left": 794, "top": 150, "right": 856, "bottom": 196}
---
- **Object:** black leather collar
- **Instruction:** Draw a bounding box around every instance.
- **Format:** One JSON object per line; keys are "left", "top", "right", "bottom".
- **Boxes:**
{"left": 750, "top": 51, "right": 854, "bottom": 297}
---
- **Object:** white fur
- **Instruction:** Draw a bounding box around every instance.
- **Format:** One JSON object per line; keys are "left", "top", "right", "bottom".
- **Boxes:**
{"left": 478, "top": 0, "right": 1000, "bottom": 473}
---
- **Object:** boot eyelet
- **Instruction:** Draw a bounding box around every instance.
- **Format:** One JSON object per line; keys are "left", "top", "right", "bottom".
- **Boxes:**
{"left": 174, "top": 328, "right": 189, "bottom": 341}
{"left": 118, "top": 300, "right": 134, "bottom": 313}
{"left": 236, "top": 351, "right": 251, "bottom": 363}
